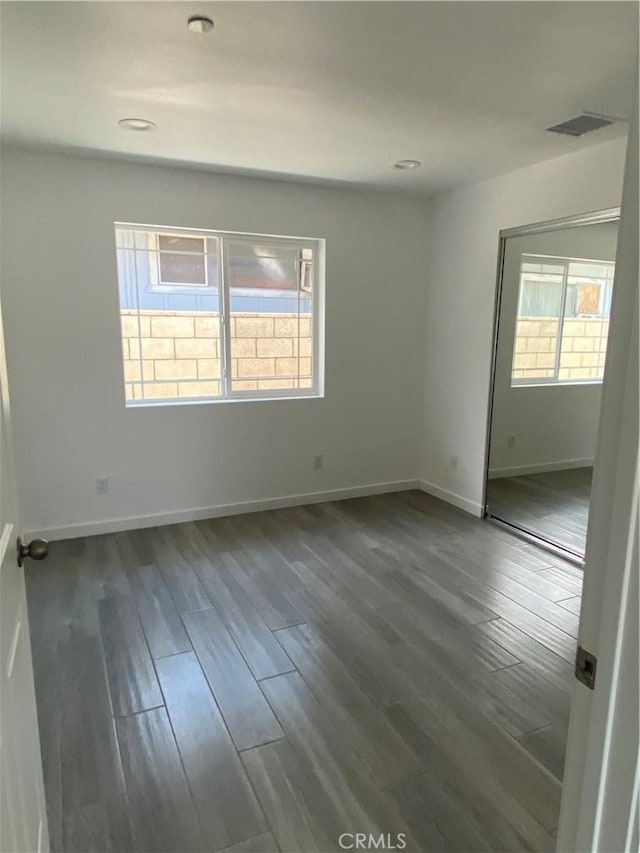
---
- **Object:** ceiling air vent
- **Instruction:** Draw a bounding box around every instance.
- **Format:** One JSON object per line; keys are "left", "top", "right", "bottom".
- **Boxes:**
{"left": 546, "top": 113, "right": 614, "bottom": 137}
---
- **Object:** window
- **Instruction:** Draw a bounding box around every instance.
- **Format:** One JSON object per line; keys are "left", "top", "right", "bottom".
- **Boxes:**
{"left": 115, "top": 223, "right": 323, "bottom": 405}
{"left": 512, "top": 254, "right": 615, "bottom": 386}
{"left": 157, "top": 234, "right": 208, "bottom": 287}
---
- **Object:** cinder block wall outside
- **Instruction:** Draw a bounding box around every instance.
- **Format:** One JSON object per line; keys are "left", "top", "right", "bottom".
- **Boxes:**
{"left": 512, "top": 316, "right": 610, "bottom": 381}
{"left": 121, "top": 310, "right": 312, "bottom": 400}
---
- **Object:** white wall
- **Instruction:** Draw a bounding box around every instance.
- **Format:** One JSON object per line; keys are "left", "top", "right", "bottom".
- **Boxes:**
{"left": 489, "top": 221, "right": 619, "bottom": 477}
{"left": 420, "top": 137, "right": 626, "bottom": 515}
{"left": 0, "top": 149, "right": 430, "bottom": 537}
{"left": 0, "top": 138, "right": 629, "bottom": 535}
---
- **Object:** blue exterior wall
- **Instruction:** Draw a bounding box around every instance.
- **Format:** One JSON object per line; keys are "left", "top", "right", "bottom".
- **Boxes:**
{"left": 116, "top": 231, "right": 312, "bottom": 315}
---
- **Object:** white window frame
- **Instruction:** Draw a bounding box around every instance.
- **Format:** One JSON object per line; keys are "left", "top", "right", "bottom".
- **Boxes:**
{"left": 512, "top": 253, "right": 615, "bottom": 388}
{"left": 115, "top": 222, "right": 324, "bottom": 406}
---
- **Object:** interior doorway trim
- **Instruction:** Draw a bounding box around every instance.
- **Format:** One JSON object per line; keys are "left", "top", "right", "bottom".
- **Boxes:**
{"left": 481, "top": 206, "right": 621, "bottom": 551}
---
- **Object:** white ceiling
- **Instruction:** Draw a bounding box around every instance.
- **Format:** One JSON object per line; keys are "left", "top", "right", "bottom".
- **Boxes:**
{"left": 1, "top": 1, "right": 636, "bottom": 194}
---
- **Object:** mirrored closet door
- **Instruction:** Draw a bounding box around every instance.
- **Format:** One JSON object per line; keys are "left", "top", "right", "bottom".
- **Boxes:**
{"left": 485, "top": 210, "right": 620, "bottom": 558}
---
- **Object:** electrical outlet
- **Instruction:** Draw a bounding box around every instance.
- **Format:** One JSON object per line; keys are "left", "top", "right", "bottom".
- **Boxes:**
{"left": 96, "top": 477, "right": 109, "bottom": 495}
{"left": 508, "top": 435, "right": 516, "bottom": 449}
{"left": 313, "top": 454, "right": 324, "bottom": 471}
{"left": 450, "top": 455, "right": 458, "bottom": 470}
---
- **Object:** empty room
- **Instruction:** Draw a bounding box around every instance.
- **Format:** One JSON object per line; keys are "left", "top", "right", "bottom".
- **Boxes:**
{"left": 1, "top": 3, "right": 638, "bottom": 853}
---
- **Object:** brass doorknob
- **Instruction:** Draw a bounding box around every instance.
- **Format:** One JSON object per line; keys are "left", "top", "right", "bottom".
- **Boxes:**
{"left": 17, "top": 537, "right": 49, "bottom": 567}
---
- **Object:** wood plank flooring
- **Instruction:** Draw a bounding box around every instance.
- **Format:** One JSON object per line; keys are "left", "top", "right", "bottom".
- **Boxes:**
{"left": 486, "top": 467, "right": 592, "bottom": 555}
{"left": 25, "top": 491, "right": 583, "bottom": 853}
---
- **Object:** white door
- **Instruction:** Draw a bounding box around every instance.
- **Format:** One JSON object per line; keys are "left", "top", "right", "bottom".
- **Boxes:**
{"left": 0, "top": 296, "right": 49, "bottom": 852}
{"left": 557, "top": 100, "right": 639, "bottom": 850}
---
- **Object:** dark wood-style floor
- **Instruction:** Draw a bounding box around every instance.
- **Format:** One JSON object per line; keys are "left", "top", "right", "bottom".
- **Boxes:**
{"left": 486, "top": 467, "right": 593, "bottom": 556}
{"left": 25, "top": 491, "right": 584, "bottom": 853}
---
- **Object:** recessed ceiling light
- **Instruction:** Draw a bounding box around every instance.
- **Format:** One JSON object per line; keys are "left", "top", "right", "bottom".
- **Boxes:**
{"left": 392, "top": 159, "right": 421, "bottom": 170}
{"left": 187, "top": 15, "right": 214, "bottom": 33}
{"left": 118, "top": 118, "right": 157, "bottom": 132}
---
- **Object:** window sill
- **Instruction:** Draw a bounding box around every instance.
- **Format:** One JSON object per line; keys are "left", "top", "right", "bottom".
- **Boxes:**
{"left": 511, "top": 380, "right": 603, "bottom": 389}
{"left": 125, "top": 393, "right": 323, "bottom": 409}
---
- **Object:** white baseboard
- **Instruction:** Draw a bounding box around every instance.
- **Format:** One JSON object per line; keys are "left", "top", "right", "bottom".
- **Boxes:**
{"left": 28, "top": 479, "right": 420, "bottom": 541}
{"left": 417, "top": 479, "right": 484, "bottom": 518}
{"left": 488, "top": 457, "right": 595, "bottom": 479}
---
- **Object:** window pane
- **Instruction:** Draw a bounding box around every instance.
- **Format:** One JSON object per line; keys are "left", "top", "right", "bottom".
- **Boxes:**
{"left": 115, "top": 226, "right": 221, "bottom": 403}
{"left": 559, "top": 259, "right": 614, "bottom": 382}
{"left": 227, "top": 241, "right": 298, "bottom": 291}
{"left": 227, "top": 240, "right": 313, "bottom": 393}
{"left": 512, "top": 257, "right": 563, "bottom": 384}
{"left": 519, "top": 280, "right": 563, "bottom": 316}
{"left": 159, "top": 252, "right": 206, "bottom": 285}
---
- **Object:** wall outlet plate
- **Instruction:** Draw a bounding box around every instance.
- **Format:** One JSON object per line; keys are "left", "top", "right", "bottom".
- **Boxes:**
{"left": 96, "top": 477, "right": 109, "bottom": 495}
